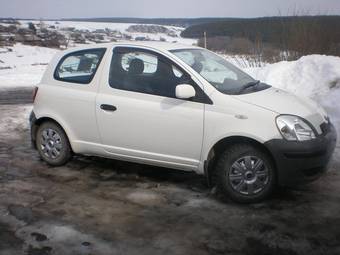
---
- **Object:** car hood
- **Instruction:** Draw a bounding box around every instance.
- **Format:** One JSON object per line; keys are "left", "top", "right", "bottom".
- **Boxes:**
{"left": 233, "top": 87, "right": 328, "bottom": 134}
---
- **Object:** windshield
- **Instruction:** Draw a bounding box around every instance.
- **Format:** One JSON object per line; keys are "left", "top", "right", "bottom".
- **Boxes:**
{"left": 171, "top": 48, "right": 266, "bottom": 95}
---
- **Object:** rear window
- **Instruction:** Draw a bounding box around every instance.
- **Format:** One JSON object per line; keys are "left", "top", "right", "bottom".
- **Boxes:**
{"left": 54, "top": 48, "right": 106, "bottom": 84}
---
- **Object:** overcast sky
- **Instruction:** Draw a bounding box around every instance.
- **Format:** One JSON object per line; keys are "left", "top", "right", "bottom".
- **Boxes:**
{"left": 0, "top": 0, "right": 339, "bottom": 19}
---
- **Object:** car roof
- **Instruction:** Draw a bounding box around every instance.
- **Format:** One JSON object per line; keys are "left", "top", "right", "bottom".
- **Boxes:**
{"left": 63, "top": 41, "right": 201, "bottom": 53}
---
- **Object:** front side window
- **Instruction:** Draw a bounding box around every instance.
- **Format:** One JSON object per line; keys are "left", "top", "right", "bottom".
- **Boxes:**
{"left": 109, "top": 48, "right": 191, "bottom": 98}
{"left": 171, "top": 48, "right": 270, "bottom": 95}
{"left": 55, "top": 48, "right": 106, "bottom": 84}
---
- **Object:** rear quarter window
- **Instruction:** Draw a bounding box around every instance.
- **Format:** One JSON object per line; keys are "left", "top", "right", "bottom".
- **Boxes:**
{"left": 54, "top": 48, "right": 106, "bottom": 84}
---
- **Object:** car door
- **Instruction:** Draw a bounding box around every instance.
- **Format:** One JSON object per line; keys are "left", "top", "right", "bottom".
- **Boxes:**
{"left": 36, "top": 48, "right": 106, "bottom": 150}
{"left": 95, "top": 47, "right": 209, "bottom": 170}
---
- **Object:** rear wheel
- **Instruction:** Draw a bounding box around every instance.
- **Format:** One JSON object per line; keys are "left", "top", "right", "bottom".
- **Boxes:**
{"left": 36, "top": 121, "right": 72, "bottom": 166}
{"left": 215, "top": 144, "right": 275, "bottom": 203}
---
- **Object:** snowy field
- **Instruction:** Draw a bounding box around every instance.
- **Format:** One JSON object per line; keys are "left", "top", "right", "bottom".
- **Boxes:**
{"left": 19, "top": 20, "right": 197, "bottom": 46}
{"left": 0, "top": 44, "right": 58, "bottom": 88}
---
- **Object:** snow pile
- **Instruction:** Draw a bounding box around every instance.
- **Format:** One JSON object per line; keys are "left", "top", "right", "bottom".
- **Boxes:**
{"left": 0, "top": 44, "right": 58, "bottom": 87}
{"left": 244, "top": 55, "right": 340, "bottom": 137}
{"left": 245, "top": 55, "right": 340, "bottom": 99}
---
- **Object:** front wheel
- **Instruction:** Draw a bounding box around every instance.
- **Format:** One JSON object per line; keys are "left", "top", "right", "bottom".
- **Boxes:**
{"left": 36, "top": 121, "right": 72, "bottom": 166}
{"left": 215, "top": 144, "right": 276, "bottom": 203}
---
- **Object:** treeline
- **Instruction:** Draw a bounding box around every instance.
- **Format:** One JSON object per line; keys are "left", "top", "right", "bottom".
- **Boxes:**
{"left": 182, "top": 16, "right": 340, "bottom": 60}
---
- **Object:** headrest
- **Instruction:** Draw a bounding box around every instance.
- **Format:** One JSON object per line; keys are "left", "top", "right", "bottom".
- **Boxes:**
{"left": 128, "top": 58, "right": 144, "bottom": 75}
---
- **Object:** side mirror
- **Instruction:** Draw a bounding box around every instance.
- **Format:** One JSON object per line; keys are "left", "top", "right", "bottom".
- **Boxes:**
{"left": 175, "top": 84, "right": 196, "bottom": 99}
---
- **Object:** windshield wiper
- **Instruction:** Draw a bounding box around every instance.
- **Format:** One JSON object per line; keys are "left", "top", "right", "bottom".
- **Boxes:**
{"left": 239, "top": 80, "right": 260, "bottom": 93}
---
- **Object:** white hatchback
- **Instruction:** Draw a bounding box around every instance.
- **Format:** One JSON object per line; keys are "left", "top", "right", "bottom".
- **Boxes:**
{"left": 30, "top": 42, "right": 337, "bottom": 203}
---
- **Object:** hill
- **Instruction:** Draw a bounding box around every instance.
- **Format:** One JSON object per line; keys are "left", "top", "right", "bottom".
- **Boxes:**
{"left": 181, "top": 15, "right": 340, "bottom": 58}
{"left": 181, "top": 15, "right": 340, "bottom": 41}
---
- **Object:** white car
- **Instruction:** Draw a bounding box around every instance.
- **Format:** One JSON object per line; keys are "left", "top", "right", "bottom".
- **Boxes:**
{"left": 30, "top": 42, "right": 337, "bottom": 203}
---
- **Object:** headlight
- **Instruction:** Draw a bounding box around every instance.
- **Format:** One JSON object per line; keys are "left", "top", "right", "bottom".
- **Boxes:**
{"left": 276, "top": 115, "right": 316, "bottom": 141}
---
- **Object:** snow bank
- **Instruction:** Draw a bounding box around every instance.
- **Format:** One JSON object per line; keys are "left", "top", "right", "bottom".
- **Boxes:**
{"left": 244, "top": 55, "right": 340, "bottom": 137}
{"left": 245, "top": 55, "right": 340, "bottom": 99}
{"left": 0, "top": 44, "right": 58, "bottom": 88}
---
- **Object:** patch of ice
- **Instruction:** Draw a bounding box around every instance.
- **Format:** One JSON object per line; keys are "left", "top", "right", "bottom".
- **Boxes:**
{"left": 0, "top": 105, "right": 32, "bottom": 140}
{"left": 183, "top": 197, "right": 215, "bottom": 208}
{"left": 126, "top": 190, "right": 165, "bottom": 205}
{"left": 17, "top": 223, "right": 115, "bottom": 255}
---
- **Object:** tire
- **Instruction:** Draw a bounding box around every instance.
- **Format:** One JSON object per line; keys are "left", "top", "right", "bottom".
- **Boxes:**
{"left": 215, "top": 144, "right": 276, "bottom": 203}
{"left": 36, "top": 121, "right": 72, "bottom": 166}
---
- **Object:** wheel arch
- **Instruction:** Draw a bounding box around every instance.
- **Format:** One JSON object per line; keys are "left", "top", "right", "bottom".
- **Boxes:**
{"left": 31, "top": 115, "right": 74, "bottom": 152}
{"left": 204, "top": 135, "right": 277, "bottom": 187}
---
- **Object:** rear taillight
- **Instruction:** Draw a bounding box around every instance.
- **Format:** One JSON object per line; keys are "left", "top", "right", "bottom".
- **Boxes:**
{"left": 32, "top": 87, "right": 39, "bottom": 102}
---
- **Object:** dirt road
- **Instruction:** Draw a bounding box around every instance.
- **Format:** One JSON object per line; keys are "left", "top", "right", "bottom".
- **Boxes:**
{"left": 0, "top": 87, "right": 33, "bottom": 105}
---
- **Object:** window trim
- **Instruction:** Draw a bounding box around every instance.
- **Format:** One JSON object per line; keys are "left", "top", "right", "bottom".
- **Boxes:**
{"left": 109, "top": 46, "right": 213, "bottom": 104}
{"left": 54, "top": 48, "right": 106, "bottom": 85}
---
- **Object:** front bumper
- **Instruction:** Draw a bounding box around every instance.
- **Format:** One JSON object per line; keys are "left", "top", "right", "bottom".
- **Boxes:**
{"left": 265, "top": 123, "right": 337, "bottom": 186}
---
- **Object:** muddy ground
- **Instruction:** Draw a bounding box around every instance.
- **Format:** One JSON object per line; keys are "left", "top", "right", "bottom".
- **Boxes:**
{"left": 0, "top": 92, "right": 340, "bottom": 254}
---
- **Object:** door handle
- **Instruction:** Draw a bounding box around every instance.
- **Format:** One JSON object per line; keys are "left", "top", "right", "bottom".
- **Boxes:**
{"left": 100, "top": 104, "right": 117, "bottom": 112}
